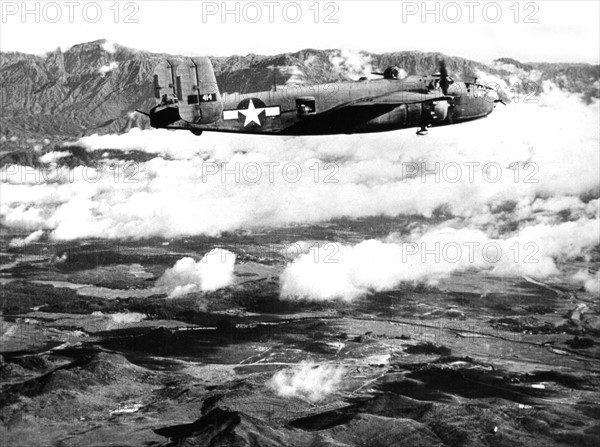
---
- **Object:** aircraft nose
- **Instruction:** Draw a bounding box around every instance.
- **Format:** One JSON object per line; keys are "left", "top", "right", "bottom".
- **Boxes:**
{"left": 486, "top": 89, "right": 499, "bottom": 102}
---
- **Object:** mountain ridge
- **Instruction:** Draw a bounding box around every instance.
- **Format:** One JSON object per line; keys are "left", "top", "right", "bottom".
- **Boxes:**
{"left": 1, "top": 39, "right": 598, "bottom": 139}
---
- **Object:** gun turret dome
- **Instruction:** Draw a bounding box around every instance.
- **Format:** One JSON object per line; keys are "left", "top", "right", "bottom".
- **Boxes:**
{"left": 383, "top": 66, "right": 400, "bottom": 79}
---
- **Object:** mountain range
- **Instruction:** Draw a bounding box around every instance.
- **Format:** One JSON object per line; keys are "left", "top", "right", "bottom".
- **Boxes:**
{"left": 1, "top": 39, "right": 598, "bottom": 140}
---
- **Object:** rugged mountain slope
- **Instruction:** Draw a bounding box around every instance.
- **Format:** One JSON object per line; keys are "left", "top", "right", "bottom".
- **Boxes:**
{"left": 0, "top": 39, "right": 598, "bottom": 138}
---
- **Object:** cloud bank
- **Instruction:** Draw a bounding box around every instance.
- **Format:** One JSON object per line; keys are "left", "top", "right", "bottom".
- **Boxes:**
{"left": 1, "top": 84, "right": 598, "bottom": 299}
{"left": 280, "top": 218, "right": 599, "bottom": 301}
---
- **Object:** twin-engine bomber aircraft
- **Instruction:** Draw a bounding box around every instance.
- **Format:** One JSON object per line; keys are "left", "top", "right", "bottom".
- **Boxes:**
{"left": 139, "top": 57, "right": 507, "bottom": 136}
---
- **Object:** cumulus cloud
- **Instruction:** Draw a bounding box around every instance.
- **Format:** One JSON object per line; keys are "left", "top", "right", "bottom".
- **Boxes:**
{"left": 268, "top": 362, "right": 345, "bottom": 402}
{"left": 101, "top": 40, "right": 118, "bottom": 53}
{"left": 99, "top": 61, "right": 118, "bottom": 76}
{"left": 157, "top": 249, "right": 236, "bottom": 298}
{"left": 572, "top": 270, "right": 600, "bottom": 294}
{"left": 280, "top": 218, "right": 599, "bottom": 301}
{"left": 9, "top": 230, "right": 44, "bottom": 247}
{"left": 329, "top": 48, "right": 376, "bottom": 80}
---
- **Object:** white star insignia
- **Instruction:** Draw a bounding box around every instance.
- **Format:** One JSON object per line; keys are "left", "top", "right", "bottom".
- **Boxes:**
{"left": 222, "top": 102, "right": 281, "bottom": 126}
{"left": 238, "top": 99, "right": 263, "bottom": 127}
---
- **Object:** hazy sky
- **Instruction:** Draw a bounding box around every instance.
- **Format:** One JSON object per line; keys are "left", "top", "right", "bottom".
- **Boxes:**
{"left": 1, "top": 1, "right": 598, "bottom": 63}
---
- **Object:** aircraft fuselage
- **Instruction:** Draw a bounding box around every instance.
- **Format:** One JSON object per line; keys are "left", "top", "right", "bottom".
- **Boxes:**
{"left": 148, "top": 59, "right": 499, "bottom": 136}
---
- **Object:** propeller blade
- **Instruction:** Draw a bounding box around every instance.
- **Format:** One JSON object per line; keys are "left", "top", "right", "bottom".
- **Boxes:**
{"left": 497, "top": 88, "right": 512, "bottom": 105}
{"left": 439, "top": 59, "right": 449, "bottom": 96}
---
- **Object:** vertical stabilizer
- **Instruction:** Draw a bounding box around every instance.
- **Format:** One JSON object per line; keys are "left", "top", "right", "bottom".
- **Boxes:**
{"left": 173, "top": 57, "right": 222, "bottom": 124}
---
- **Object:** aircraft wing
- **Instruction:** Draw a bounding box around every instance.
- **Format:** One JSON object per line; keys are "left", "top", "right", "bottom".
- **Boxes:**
{"left": 303, "top": 91, "right": 453, "bottom": 128}
{"left": 354, "top": 91, "right": 453, "bottom": 105}
{"left": 320, "top": 91, "right": 452, "bottom": 116}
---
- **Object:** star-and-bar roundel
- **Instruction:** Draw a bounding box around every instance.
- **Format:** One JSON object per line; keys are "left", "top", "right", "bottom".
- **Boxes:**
{"left": 222, "top": 98, "right": 281, "bottom": 127}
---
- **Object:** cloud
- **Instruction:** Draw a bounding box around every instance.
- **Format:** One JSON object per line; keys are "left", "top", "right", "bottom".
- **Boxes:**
{"left": 39, "top": 151, "right": 71, "bottom": 164}
{"left": 90, "top": 311, "right": 147, "bottom": 330}
{"left": 0, "top": 86, "right": 598, "bottom": 250}
{"left": 279, "top": 65, "right": 305, "bottom": 85}
{"left": 268, "top": 362, "right": 345, "bottom": 402}
{"left": 280, "top": 218, "right": 599, "bottom": 301}
{"left": 101, "top": 40, "right": 118, "bottom": 53}
{"left": 92, "top": 311, "right": 147, "bottom": 324}
{"left": 99, "top": 61, "right": 118, "bottom": 76}
{"left": 572, "top": 270, "right": 600, "bottom": 294}
{"left": 9, "top": 229, "right": 44, "bottom": 247}
{"left": 109, "top": 312, "right": 147, "bottom": 324}
{"left": 329, "top": 48, "right": 376, "bottom": 80}
{"left": 280, "top": 244, "right": 363, "bottom": 302}
{"left": 156, "top": 249, "right": 236, "bottom": 298}
{"left": 77, "top": 127, "right": 205, "bottom": 159}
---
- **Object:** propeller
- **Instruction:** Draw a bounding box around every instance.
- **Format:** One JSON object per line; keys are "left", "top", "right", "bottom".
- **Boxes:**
{"left": 496, "top": 88, "right": 512, "bottom": 105}
{"left": 438, "top": 59, "right": 449, "bottom": 96}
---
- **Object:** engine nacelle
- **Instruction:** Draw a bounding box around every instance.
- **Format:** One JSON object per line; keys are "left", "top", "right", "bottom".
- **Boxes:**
{"left": 428, "top": 100, "right": 449, "bottom": 123}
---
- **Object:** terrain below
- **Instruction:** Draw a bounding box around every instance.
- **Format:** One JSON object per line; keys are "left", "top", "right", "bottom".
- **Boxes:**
{"left": 1, "top": 223, "right": 599, "bottom": 447}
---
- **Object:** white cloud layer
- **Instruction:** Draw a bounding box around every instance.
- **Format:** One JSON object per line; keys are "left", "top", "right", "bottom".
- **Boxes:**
{"left": 1, "top": 86, "right": 598, "bottom": 296}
